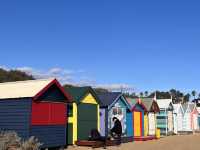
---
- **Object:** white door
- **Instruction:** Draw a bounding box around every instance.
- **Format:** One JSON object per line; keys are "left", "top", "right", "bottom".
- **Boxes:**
{"left": 193, "top": 114, "right": 198, "bottom": 130}
{"left": 177, "top": 114, "right": 183, "bottom": 131}
{"left": 183, "top": 114, "right": 191, "bottom": 131}
{"left": 148, "top": 113, "right": 156, "bottom": 135}
{"left": 168, "top": 111, "right": 174, "bottom": 132}
{"left": 173, "top": 113, "right": 178, "bottom": 134}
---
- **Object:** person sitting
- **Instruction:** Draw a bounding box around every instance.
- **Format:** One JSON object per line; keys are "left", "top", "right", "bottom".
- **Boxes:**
{"left": 110, "top": 117, "right": 122, "bottom": 145}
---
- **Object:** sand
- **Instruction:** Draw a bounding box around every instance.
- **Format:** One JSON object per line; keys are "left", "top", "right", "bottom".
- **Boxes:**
{"left": 67, "top": 134, "right": 200, "bottom": 150}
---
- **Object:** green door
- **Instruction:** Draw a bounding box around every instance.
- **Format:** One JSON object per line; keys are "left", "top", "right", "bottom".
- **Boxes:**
{"left": 67, "top": 123, "right": 73, "bottom": 144}
{"left": 77, "top": 103, "right": 98, "bottom": 140}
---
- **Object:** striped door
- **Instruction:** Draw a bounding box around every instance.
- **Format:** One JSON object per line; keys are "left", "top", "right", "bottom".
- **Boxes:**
{"left": 133, "top": 111, "right": 142, "bottom": 136}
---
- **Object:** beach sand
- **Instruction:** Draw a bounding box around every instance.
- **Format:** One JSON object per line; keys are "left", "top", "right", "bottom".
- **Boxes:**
{"left": 67, "top": 134, "right": 200, "bottom": 150}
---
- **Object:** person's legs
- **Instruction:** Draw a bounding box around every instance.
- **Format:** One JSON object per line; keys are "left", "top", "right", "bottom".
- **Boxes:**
{"left": 116, "top": 134, "right": 122, "bottom": 145}
{"left": 110, "top": 130, "right": 115, "bottom": 139}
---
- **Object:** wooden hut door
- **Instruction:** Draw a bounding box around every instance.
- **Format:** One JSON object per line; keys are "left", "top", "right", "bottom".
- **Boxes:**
{"left": 148, "top": 113, "right": 156, "bottom": 135}
{"left": 144, "top": 114, "right": 148, "bottom": 136}
{"left": 133, "top": 111, "right": 142, "bottom": 137}
{"left": 77, "top": 103, "right": 98, "bottom": 140}
{"left": 167, "top": 111, "right": 173, "bottom": 132}
{"left": 192, "top": 113, "right": 198, "bottom": 130}
{"left": 100, "top": 109, "right": 106, "bottom": 136}
{"left": 67, "top": 123, "right": 73, "bottom": 144}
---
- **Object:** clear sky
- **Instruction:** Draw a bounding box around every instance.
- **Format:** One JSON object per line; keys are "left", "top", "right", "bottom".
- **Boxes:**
{"left": 0, "top": 0, "right": 200, "bottom": 93}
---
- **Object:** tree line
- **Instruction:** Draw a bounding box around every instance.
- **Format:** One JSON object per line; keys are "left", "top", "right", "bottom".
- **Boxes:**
{"left": 0, "top": 68, "right": 198, "bottom": 104}
{"left": 124, "top": 89, "right": 199, "bottom": 103}
{"left": 0, "top": 68, "right": 34, "bottom": 83}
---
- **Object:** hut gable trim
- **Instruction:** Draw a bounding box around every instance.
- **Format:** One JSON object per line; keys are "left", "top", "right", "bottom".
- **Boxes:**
{"left": 81, "top": 93, "right": 97, "bottom": 104}
{"left": 156, "top": 99, "right": 173, "bottom": 110}
{"left": 33, "top": 79, "right": 72, "bottom": 102}
{"left": 65, "top": 86, "right": 100, "bottom": 104}
{"left": 141, "top": 98, "right": 160, "bottom": 113}
{"left": 173, "top": 104, "right": 184, "bottom": 115}
{"left": 0, "top": 78, "right": 72, "bottom": 102}
{"left": 108, "top": 94, "right": 131, "bottom": 111}
{"left": 183, "top": 103, "right": 197, "bottom": 114}
{"left": 182, "top": 103, "right": 193, "bottom": 114}
{"left": 98, "top": 92, "right": 131, "bottom": 110}
{"left": 127, "top": 98, "right": 147, "bottom": 112}
{"left": 98, "top": 92, "right": 121, "bottom": 107}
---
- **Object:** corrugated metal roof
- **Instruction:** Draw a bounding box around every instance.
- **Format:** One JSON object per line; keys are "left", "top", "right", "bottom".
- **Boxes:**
{"left": 156, "top": 99, "right": 172, "bottom": 109}
{"left": 0, "top": 78, "right": 54, "bottom": 99}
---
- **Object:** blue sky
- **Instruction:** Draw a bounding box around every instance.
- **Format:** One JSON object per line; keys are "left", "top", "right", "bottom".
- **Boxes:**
{"left": 0, "top": 0, "right": 200, "bottom": 93}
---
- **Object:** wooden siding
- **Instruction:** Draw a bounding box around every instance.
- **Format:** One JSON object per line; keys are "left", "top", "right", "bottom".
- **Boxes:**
{"left": 133, "top": 111, "right": 142, "bottom": 136}
{"left": 0, "top": 98, "right": 31, "bottom": 139}
{"left": 168, "top": 111, "right": 174, "bottom": 132}
{"left": 100, "top": 108, "right": 106, "bottom": 136}
{"left": 32, "top": 102, "right": 66, "bottom": 125}
{"left": 156, "top": 109, "right": 174, "bottom": 135}
{"left": 67, "top": 123, "right": 73, "bottom": 144}
{"left": 81, "top": 93, "right": 100, "bottom": 131}
{"left": 173, "top": 113, "right": 178, "bottom": 134}
{"left": 30, "top": 125, "right": 66, "bottom": 148}
{"left": 77, "top": 103, "right": 98, "bottom": 140}
{"left": 100, "top": 108, "right": 109, "bottom": 137}
{"left": 67, "top": 103, "right": 77, "bottom": 144}
{"left": 126, "top": 110, "right": 133, "bottom": 137}
{"left": 183, "top": 113, "right": 191, "bottom": 131}
{"left": 132, "top": 104, "right": 145, "bottom": 137}
{"left": 148, "top": 113, "right": 156, "bottom": 135}
{"left": 144, "top": 114, "right": 148, "bottom": 136}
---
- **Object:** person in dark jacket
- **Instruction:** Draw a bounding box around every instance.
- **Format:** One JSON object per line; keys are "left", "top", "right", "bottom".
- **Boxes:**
{"left": 110, "top": 117, "right": 122, "bottom": 145}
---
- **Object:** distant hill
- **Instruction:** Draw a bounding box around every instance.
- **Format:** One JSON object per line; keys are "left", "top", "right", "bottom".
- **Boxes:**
{"left": 63, "top": 84, "right": 109, "bottom": 93}
{"left": 0, "top": 68, "right": 34, "bottom": 83}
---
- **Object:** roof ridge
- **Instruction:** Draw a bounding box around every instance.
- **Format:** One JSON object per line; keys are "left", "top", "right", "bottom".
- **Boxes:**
{"left": 0, "top": 78, "right": 55, "bottom": 85}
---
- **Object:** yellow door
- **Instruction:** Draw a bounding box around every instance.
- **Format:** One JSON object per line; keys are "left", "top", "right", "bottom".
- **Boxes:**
{"left": 144, "top": 114, "right": 148, "bottom": 136}
{"left": 134, "top": 112, "right": 141, "bottom": 136}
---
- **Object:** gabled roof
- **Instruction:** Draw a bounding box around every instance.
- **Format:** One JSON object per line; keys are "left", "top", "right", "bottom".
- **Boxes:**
{"left": 126, "top": 97, "right": 147, "bottom": 111}
{"left": 141, "top": 98, "right": 160, "bottom": 112}
{"left": 173, "top": 104, "right": 184, "bottom": 114}
{"left": 0, "top": 78, "right": 72, "bottom": 101}
{"left": 98, "top": 92, "right": 131, "bottom": 110}
{"left": 126, "top": 97, "right": 138, "bottom": 108}
{"left": 141, "top": 98, "right": 153, "bottom": 111}
{"left": 189, "top": 103, "right": 195, "bottom": 111}
{"left": 182, "top": 103, "right": 197, "bottom": 113}
{"left": 98, "top": 92, "right": 121, "bottom": 107}
{"left": 64, "top": 86, "right": 100, "bottom": 104}
{"left": 182, "top": 103, "right": 188, "bottom": 113}
{"left": 156, "top": 99, "right": 173, "bottom": 109}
